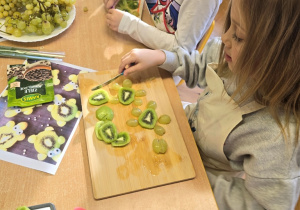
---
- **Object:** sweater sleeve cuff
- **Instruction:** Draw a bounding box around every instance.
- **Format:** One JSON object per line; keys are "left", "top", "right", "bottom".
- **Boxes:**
{"left": 158, "top": 50, "right": 179, "bottom": 73}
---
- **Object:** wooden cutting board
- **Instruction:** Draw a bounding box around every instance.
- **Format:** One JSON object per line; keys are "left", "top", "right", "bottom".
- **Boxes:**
{"left": 78, "top": 68, "right": 195, "bottom": 199}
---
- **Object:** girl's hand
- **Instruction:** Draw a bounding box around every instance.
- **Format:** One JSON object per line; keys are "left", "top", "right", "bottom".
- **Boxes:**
{"left": 103, "top": 0, "right": 118, "bottom": 11}
{"left": 106, "top": 9, "right": 124, "bottom": 31}
{"left": 119, "top": 49, "right": 166, "bottom": 76}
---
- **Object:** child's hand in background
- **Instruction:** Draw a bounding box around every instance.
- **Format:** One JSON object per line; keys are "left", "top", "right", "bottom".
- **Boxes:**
{"left": 106, "top": 9, "right": 124, "bottom": 31}
{"left": 103, "top": 0, "right": 118, "bottom": 11}
{"left": 119, "top": 49, "right": 166, "bottom": 76}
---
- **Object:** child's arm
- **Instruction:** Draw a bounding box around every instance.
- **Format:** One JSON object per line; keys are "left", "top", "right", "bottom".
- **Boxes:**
{"left": 113, "top": 0, "right": 222, "bottom": 52}
{"left": 120, "top": 38, "right": 221, "bottom": 88}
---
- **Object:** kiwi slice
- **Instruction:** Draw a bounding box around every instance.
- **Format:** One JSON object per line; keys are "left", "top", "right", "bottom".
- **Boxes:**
{"left": 96, "top": 105, "right": 114, "bottom": 121}
{"left": 118, "top": 87, "right": 135, "bottom": 105}
{"left": 138, "top": 108, "right": 158, "bottom": 129}
{"left": 99, "top": 121, "right": 118, "bottom": 143}
{"left": 111, "top": 131, "right": 130, "bottom": 147}
{"left": 95, "top": 121, "right": 105, "bottom": 140}
{"left": 89, "top": 89, "right": 109, "bottom": 106}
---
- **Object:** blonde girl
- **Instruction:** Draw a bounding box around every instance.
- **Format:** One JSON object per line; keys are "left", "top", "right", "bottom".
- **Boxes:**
{"left": 118, "top": 0, "right": 300, "bottom": 209}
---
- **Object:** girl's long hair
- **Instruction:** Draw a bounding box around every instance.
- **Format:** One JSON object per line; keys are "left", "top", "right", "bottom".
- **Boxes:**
{"left": 218, "top": 0, "right": 300, "bottom": 141}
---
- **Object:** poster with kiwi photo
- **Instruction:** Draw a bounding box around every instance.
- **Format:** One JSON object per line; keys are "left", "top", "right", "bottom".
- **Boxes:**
{"left": 0, "top": 60, "right": 95, "bottom": 175}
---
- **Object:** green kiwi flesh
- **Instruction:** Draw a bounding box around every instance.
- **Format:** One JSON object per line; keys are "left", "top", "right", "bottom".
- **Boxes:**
{"left": 138, "top": 108, "right": 158, "bottom": 129}
{"left": 111, "top": 131, "right": 130, "bottom": 147}
{"left": 89, "top": 89, "right": 109, "bottom": 105}
{"left": 96, "top": 105, "right": 114, "bottom": 121}
{"left": 118, "top": 87, "right": 135, "bottom": 105}
{"left": 95, "top": 121, "right": 105, "bottom": 140}
{"left": 99, "top": 121, "right": 118, "bottom": 143}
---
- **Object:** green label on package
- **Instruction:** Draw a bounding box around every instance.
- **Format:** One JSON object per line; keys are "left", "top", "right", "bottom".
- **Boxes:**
{"left": 7, "top": 60, "right": 54, "bottom": 107}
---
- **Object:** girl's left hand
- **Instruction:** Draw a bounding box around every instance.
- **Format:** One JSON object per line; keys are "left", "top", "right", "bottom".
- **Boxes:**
{"left": 119, "top": 49, "right": 166, "bottom": 76}
{"left": 106, "top": 9, "right": 124, "bottom": 31}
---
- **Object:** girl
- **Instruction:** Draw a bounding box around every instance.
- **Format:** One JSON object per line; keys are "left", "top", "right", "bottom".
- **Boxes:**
{"left": 117, "top": 0, "right": 300, "bottom": 209}
{"left": 104, "top": 0, "right": 222, "bottom": 53}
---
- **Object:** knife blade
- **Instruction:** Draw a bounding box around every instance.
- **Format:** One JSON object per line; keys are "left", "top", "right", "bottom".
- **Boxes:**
{"left": 91, "top": 72, "right": 124, "bottom": 91}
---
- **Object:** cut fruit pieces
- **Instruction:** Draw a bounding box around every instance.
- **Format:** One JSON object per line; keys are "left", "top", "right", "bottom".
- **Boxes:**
{"left": 111, "top": 131, "right": 130, "bottom": 147}
{"left": 118, "top": 87, "right": 135, "bottom": 105}
{"left": 89, "top": 89, "right": 109, "bottom": 106}
{"left": 138, "top": 108, "right": 158, "bottom": 129}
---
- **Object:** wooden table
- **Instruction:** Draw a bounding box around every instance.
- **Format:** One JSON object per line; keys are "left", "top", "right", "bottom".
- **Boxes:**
{"left": 0, "top": 1, "right": 218, "bottom": 209}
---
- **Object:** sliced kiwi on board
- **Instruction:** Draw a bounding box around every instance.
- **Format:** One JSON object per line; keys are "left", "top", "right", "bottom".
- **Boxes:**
{"left": 118, "top": 87, "right": 135, "bottom": 105}
{"left": 138, "top": 108, "right": 158, "bottom": 129}
{"left": 95, "top": 121, "right": 105, "bottom": 140}
{"left": 89, "top": 89, "right": 109, "bottom": 106}
{"left": 96, "top": 106, "right": 114, "bottom": 121}
{"left": 99, "top": 121, "right": 118, "bottom": 143}
{"left": 111, "top": 131, "right": 130, "bottom": 147}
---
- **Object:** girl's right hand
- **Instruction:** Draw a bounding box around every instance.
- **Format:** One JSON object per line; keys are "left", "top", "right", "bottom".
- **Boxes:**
{"left": 103, "top": 0, "right": 118, "bottom": 10}
{"left": 119, "top": 49, "right": 166, "bottom": 76}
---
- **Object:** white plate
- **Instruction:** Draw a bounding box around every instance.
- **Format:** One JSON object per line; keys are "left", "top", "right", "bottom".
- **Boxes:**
{"left": 0, "top": 5, "right": 76, "bottom": 42}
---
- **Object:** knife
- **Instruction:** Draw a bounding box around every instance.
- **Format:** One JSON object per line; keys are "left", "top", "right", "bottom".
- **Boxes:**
{"left": 91, "top": 72, "right": 124, "bottom": 91}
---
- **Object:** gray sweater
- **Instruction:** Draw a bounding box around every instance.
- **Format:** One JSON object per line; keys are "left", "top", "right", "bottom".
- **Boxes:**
{"left": 160, "top": 38, "right": 300, "bottom": 210}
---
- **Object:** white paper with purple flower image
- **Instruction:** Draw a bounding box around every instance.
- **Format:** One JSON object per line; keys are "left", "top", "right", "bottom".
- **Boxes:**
{"left": 0, "top": 61, "right": 95, "bottom": 174}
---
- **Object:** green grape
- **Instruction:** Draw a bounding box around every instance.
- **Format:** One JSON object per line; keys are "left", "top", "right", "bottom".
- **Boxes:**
{"left": 110, "top": 82, "right": 121, "bottom": 91}
{"left": 25, "top": 3, "right": 32, "bottom": 9}
{"left": 6, "top": 25, "right": 14, "bottom": 33}
{"left": 131, "top": 107, "right": 142, "bottom": 117}
{"left": 4, "top": 4, "right": 10, "bottom": 10}
{"left": 42, "top": 20, "right": 52, "bottom": 34}
{"left": 59, "top": 20, "right": 67, "bottom": 28}
{"left": 109, "top": 96, "right": 119, "bottom": 104}
{"left": 0, "top": 5, "right": 4, "bottom": 12}
{"left": 158, "top": 114, "right": 171, "bottom": 124}
{"left": 26, "top": 24, "right": 37, "bottom": 32}
{"left": 122, "top": 78, "right": 132, "bottom": 88}
{"left": 126, "top": 119, "right": 138, "bottom": 127}
{"left": 133, "top": 98, "right": 143, "bottom": 106}
{"left": 17, "top": 20, "right": 26, "bottom": 30}
{"left": 12, "top": 28, "right": 22, "bottom": 37}
{"left": 35, "top": 27, "right": 43, "bottom": 35}
{"left": 147, "top": 100, "right": 157, "bottom": 109}
{"left": 154, "top": 125, "right": 166, "bottom": 136}
{"left": 152, "top": 139, "right": 168, "bottom": 154}
{"left": 0, "top": 12, "right": 3, "bottom": 18}
{"left": 135, "top": 89, "right": 146, "bottom": 97}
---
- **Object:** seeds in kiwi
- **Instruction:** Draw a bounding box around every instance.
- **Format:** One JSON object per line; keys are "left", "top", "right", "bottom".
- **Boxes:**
{"left": 96, "top": 106, "right": 114, "bottom": 121}
{"left": 122, "top": 79, "right": 133, "bottom": 88}
{"left": 89, "top": 89, "right": 109, "bottom": 106}
{"left": 135, "top": 89, "right": 147, "bottom": 97}
{"left": 152, "top": 139, "right": 168, "bottom": 154}
{"left": 133, "top": 98, "right": 143, "bottom": 106}
{"left": 147, "top": 100, "right": 157, "bottom": 110}
{"left": 118, "top": 87, "right": 135, "bottom": 105}
{"left": 126, "top": 119, "right": 139, "bottom": 127}
{"left": 138, "top": 108, "right": 158, "bottom": 129}
{"left": 111, "top": 131, "right": 130, "bottom": 147}
{"left": 131, "top": 107, "right": 142, "bottom": 117}
{"left": 158, "top": 114, "right": 171, "bottom": 124}
{"left": 99, "top": 121, "right": 118, "bottom": 143}
{"left": 154, "top": 125, "right": 166, "bottom": 136}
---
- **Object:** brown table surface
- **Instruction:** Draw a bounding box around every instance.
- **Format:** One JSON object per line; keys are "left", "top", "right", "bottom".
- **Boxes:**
{"left": 0, "top": 2, "right": 218, "bottom": 209}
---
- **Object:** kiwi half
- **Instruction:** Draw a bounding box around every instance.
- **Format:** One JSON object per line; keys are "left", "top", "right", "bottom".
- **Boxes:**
{"left": 118, "top": 87, "right": 135, "bottom": 105}
{"left": 99, "top": 121, "right": 118, "bottom": 143}
{"left": 89, "top": 89, "right": 109, "bottom": 106}
{"left": 138, "top": 108, "right": 158, "bottom": 129}
{"left": 111, "top": 131, "right": 130, "bottom": 147}
{"left": 96, "top": 105, "right": 114, "bottom": 121}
